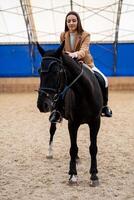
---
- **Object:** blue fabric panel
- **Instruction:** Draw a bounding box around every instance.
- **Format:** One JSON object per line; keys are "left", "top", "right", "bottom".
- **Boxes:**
{"left": 116, "top": 43, "right": 134, "bottom": 76}
{"left": 90, "top": 43, "right": 114, "bottom": 76}
{"left": 0, "top": 43, "right": 134, "bottom": 77}
{"left": 0, "top": 44, "right": 32, "bottom": 77}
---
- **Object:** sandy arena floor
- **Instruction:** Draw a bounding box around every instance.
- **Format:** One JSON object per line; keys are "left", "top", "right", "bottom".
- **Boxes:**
{"left": 0, "top": 91, "right": 134, "bottom": 200}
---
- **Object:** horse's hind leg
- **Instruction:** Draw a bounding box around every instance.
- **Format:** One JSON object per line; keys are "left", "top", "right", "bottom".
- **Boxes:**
{"left": 68, "top": 121, "right": 79, "bottom": 184}
{"left": 88, "top": 117, "right": 101, "bottom": 186}
{"left": 46, "top": 123, "right": 56, "bottom": 159}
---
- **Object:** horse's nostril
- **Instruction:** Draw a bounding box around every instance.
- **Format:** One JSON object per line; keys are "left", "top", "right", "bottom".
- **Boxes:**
{"left": 44, "top": 103, "right": 48, "bottom": 109}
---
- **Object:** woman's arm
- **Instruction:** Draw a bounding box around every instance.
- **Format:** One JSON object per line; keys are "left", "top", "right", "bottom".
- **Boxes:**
{"left": 76, "top": 33, "right": 90, "bottom": 59}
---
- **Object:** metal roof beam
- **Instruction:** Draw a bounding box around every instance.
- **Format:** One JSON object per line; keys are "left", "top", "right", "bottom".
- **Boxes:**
{"left": 113, "top": 0, "right": 123, "bottom": 74}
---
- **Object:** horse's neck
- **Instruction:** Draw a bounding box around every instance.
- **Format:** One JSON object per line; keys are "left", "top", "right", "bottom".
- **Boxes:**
{"left": 62, "top": 54, "right": 93, "bottom": 86}
{"left": 62, "top": 54, "right": 81, "bottom": 76}
{"left": 62, "top": 54, "right": 98, "bottom": 96}
{"left": 65, "top": 62, "right": 93, "bottom": 92}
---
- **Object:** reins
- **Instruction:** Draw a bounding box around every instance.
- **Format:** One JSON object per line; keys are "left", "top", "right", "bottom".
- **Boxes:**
{"left": 58, "top": 67, "right": 83, "bottom": 100}
{"left": 38, "top": 56, "right": 84, "bottom": 101}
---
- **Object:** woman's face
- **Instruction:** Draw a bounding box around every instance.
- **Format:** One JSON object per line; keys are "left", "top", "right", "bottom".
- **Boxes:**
{"left": 66, "top": 14, "right": 78, "bottom": 32}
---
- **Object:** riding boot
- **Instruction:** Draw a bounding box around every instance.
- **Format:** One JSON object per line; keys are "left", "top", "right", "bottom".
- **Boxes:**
{"left": 101, "top": 87, "right": 112, "bottom": 117}
{"left": 49, "top": 95, "right": 63, "bottom": 123}
{"left": 94, "top": 71, "right": 112, "bottom": 117}
{"left": 49, "top": 110, "right": 62, "bottom": 123}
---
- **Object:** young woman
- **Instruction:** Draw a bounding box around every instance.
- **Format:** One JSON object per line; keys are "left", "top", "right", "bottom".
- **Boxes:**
{"left": 49, "top": 11, "right": 112, "bottom": 123}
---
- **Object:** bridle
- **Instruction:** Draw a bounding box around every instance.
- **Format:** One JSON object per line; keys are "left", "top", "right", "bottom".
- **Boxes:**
{"left": 37, "top": 56, "right": 64, "bottom": 97}
{"left": 38, "top": 56, "right": 83, "bottom": 100}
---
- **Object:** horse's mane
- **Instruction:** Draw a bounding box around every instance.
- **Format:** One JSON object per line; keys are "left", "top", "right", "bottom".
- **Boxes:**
{"left": 62, "top": 53, "right": 95, "bottom": 83}
{"left": 62, "top": 53, "right": 81, "bottom": 74}
{"left": 61, "top": 53, "right": 104, "bottom": 109}
{"left": 62, "top": 53, "right": 96, "bottom": 96}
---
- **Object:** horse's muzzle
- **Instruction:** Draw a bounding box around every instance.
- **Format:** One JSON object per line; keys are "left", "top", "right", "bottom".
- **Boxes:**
{"left": 37, "top": 95, "right": 51, "bottom": 113}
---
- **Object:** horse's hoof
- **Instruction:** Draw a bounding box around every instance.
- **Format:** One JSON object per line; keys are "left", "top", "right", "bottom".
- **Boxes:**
{"left": 46, "top": 155, "right": 53, "bottom": 159}
{"left": 90, "top": 179, "right": 99, "bottom": 187}
{"left": 68, "top": 175, "right": 78, "bottom": 185}
{"left": 76, "top": 157, "right": 81, "bottom": 165}
{"left": 90, "top": 174, "right": 99, "bottom": 187}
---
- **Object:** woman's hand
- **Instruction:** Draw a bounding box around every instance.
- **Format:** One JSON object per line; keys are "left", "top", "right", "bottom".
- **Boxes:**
{"left": 66, "top": 51, "right": 78, "bottom": 58}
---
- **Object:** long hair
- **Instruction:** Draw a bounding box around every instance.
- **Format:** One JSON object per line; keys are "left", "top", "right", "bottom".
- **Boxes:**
{"left": 64, "top": 11, "right": 84, "bottom": 34}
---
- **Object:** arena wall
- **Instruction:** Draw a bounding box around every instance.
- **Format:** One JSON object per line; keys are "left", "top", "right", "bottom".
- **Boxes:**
{"left": 0, "top": 43, "right": 134, "bottom": 77}
{"left": 0, "top": 43, "right": 134, "bottom": 92}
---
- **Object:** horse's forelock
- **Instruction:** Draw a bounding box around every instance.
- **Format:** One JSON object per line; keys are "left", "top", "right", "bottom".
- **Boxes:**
{"left": 45, "top": 50, "right": 56, "bottom": 56}
{"left": 41, "top": 56, "right": 62, "bottom": 73}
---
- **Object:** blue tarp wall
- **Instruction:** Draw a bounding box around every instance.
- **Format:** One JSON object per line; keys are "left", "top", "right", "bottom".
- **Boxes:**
{"left": 0, "top": 43, "right": 134, "bottom": 77}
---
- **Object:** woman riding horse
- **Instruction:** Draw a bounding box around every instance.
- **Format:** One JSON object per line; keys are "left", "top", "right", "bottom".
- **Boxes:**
{"left": 36, "top": 42, "right": 103, "bottom": 185}
{"left": 50, "top": 11, "right": 112, "bottom": 123}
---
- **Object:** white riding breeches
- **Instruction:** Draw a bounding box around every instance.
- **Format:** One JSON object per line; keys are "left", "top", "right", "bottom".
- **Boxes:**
{"left": 83, "top": 63, "right": 108, "bottom": 88}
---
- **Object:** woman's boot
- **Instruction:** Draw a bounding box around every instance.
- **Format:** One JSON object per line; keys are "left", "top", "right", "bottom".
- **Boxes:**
{"left": 49, "top": 110, "right": 62, "bottom": 123}
{"left": 101, "top": 87, "right": 112, "bottom": 117}
{"left": 94, "top": 71, "right": 112, "bottom": 117}
{"left": 49, "top": 95, "right": 63, "bottom": 123}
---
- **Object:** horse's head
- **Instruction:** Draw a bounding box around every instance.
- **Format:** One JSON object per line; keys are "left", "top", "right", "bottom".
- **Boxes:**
{"left": 37, "top": 42, "right": 65, "bottom": 113}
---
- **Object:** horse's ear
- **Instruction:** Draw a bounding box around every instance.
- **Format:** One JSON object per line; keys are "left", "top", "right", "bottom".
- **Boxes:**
{"left": 55, "top": 41, "right": 65, "bottom": 57}
{"left": 36, "top": 41, "right": 45, "bottom": 57}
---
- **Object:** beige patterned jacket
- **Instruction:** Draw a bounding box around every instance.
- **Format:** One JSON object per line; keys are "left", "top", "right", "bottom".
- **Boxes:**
{"left": 60, "top": 31, "right": 93, "bottom": 68}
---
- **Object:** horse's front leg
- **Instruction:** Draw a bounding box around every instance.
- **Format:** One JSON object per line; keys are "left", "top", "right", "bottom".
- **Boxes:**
{"left": 68, "top": 121, "right": 79, "bottom": 184}
{"left": 46, "top": 123, "right": 56, "bottom": 159}
{"left": 88, "top": 117, "right": 101, "bottom": 186}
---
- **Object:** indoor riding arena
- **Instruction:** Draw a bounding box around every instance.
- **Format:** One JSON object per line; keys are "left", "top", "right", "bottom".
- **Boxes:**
{"left": 0, "top": 1, "right": 134, "bottom": 200}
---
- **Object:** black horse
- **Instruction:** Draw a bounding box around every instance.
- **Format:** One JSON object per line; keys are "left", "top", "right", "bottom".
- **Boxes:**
{"left": 36, "top": 42, "right": 103, "bottom": 186}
